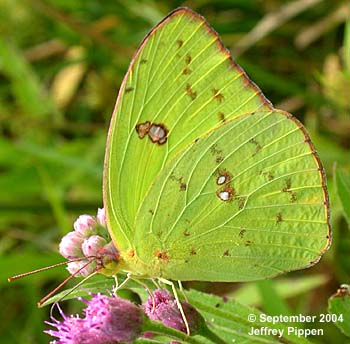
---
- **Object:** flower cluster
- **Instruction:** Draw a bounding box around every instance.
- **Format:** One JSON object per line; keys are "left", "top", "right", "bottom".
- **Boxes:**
{"left": 45, "top": 288, "right": 206, "bottom": 343}
{"left": 45, "top": 294, "right": 144, "bottom": 344}
{"left": 59, "top": 208, "right": 118, "bottom": 277}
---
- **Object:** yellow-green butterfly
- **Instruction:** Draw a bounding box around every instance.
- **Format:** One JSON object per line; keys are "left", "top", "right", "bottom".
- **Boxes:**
{"left": 103, "top": 7, "right": 330, "bottom": 283}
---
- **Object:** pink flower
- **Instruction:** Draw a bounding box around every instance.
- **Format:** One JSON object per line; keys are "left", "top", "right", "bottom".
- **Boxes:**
{"left": 59, "top": 232, "right": 84, "bottom": 259}
{"left": 45, "top": 304, "right": 93, "bottom": 344}
{"left": 73, "top": 215, "right": 96, "bottom": 236}
{"left": 45, "top": 295, "right": 144, "bottom": 343}
{"left": 83, "top": 294, "right": 143, "bottom": 342}
{"left": 144, "top": 289, "right": 204, "bottom": 335}
{"left": 82, "top": 235, "right": 107, "bottom": 257}
{"left": 66, "top": 260, "right": 96, "bottom": 277}
{"left": 96, "top": 208, "right": 106, "bottom": 226}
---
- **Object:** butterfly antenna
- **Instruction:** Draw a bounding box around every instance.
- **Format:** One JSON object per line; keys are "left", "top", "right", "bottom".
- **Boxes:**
{"left": 37, "top": 258, "right": 96, "bottom": 307}
{"left": 55, "top": 270, "right": 98, "bottom": 304}
{"left": 7, "top": 257, "right": 91, "bottom": 282}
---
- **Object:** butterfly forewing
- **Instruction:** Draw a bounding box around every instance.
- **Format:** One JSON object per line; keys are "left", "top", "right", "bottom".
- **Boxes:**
{"left": 104, "top": 8, "right": 271, "bottom": 252}
{"left": 134, "top": 110, "right": 330, "bottom": 281}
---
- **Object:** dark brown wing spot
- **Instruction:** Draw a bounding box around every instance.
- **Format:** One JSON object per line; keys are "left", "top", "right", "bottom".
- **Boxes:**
{"left": 276, "top": 212, "right": 283, "bottom": 223}
{"left": 212, "top": 88, "right": 224, "bottom": 102}
{"left": 239, "top": 228, "right": 246, "bottom": 238}
{"left": 282, "top": 178, "right": 297, "bottom": 202}
{"left": 155, "top": 250, "right": 169, "bottom": 261}
{"left": 140, "top": 59, "right": 147, "bottom": 64}
{"left": 185, "top": 83, "right": 197, "bottom": 100}
{"left": 183, "top": 230, "right": 190, "bottom": 237}
{"left": 282, "top": 178, "right": 292, "bottom": 191}
{"left": 149, "top": 209, "right": 154, "bottom": 215}
{"left": 218, "top": 112, "right": 226, "bottom": 123}
{"left": 260, "top": 171, "right": 274, "bottom": 181}
{"left": 170, "top": 174, "right": 187, "bottom": 191}
{"left": 127, "top": 250, "right": 135, "bottom": 257}
{"left": 223, "top": 249, "right": 230, "bottom": 256}
{"left": 185, "top": 54, "right": 192, "bottom": 64}
{"left": 245, "top": 240, "right": 252, "bottom": 246}
{"left": 125, "top": 86, "right": 134, "bottom": 93}
{"left": 238, "top": 196, "right": 247, "bottom": 210}
{"left": 135, "top": 121, "right": 151, "bottom": 139}
{"left": 250, "top": 138, "right": 262, "bottom": 155}
{"left": 177, "top": 39, "right": 183, "bottom": 48}
{"left": 190, "top": 248, "right": 197, "bottom": 255}
{"left": 183, "top": 67, "right": 192, "bottom": 75}
{"left": 216, "top": 156, "right": 224, "bottom": 164}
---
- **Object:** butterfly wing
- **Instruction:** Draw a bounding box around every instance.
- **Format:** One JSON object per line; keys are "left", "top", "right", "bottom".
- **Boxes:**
{"left": 104, "top": 8, "right": 271, "bottom": 257}
{"left": 133, "top": 110, "right": 330, "bottom": 281}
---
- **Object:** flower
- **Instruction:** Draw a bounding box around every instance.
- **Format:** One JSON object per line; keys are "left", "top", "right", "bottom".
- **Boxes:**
{"left": 45, "top": 304, "right": 93, "bottom": 344}
{"left": 59, "top": 232, "right": 84, "bottom": 259}
{"left": 144, "top": 289, "right": 205, "bottom": 335}
{"left": 66, "top": 260, "right": 95, "bottom": 277}
{"left": 96, "top": 208, "right": 106, "bottom": 226}
{"left": 45, "top": 295, "right": 144, "bottom": 343}
{"left": 73, "top": 215, "right": 96, "bottom": 236}
{"left": 82, "top": 235, "right": 107, "bottom": 257}
{"left": 83, "top": 293, "right": 144, "bottom": 342}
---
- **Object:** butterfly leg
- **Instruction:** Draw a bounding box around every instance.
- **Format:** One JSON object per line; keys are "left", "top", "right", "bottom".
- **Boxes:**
{"left": 113, "top": 272, "right": 132, "bottom": 295}
{"left": 158, "top": 278, "right": 190, "bottom": 335}
{"left": 178, "top": 280, "right": 189, "bottom": 302}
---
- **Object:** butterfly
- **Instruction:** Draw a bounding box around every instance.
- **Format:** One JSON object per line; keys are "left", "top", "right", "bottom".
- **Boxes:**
{"left": 103, "top": 7, "right": 331, "bottom": 284}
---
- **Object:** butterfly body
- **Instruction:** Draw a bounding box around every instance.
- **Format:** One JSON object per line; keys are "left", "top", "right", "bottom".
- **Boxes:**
{"left": 103, "top": 8, "right": 330, "bottom": 282}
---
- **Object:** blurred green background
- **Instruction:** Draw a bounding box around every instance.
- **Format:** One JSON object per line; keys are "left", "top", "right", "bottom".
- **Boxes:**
{"left": 0, "top": 0, "right": 349, "bottom": 343}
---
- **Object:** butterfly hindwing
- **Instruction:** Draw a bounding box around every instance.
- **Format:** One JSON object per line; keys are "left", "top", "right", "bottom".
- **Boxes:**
{"left": 104, "top": 8, "right": 271, "bottom": 253}
{"left": 134, "top": 110, "right": 330, "bottom": 281}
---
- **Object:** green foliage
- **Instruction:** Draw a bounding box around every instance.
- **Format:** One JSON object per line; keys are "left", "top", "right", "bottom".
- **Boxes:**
{"left": 334, "top": 165, "right": 350, "bottom": 227}
{"left": 328, "top": 285, "right": 350, "bottom": 337}
{"left": 1, "top": 0, "right": 349, "bottom": 343}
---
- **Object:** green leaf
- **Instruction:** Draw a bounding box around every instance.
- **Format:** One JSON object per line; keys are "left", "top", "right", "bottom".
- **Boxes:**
{"left": 230, "top": 274, "right": 328, "bottom": 306}
{"left": 0, "top": 37, "right": 59, "bottom": 119}
{"left": 328, "top": 285, "right": 350, "bottom": 337}
{"left": 334, "top": 164, "right": 350, "bottom": 226}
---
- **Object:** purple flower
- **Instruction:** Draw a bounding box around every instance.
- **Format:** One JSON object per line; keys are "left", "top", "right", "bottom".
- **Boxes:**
{"left": 45, "top": 295, "right": 144, "bottom": 343}
{"left": 59, "top": 232, "right": 84, "bottom": 259}
{"left": 73, "top": 215, "right": 96, "bottom": 236}
{"left": 45, "top": 304, "right": 93, "bottom": 344}
{"left": 83, "top": 294, "right": 144, "bottom": 342}
{"left": 96, "top": 208, "right": 106, "bottom": 226}
{"left": 144, "top": 289, "right": 204, "bottom": 335}
{"left": 82, "top": 235, "right": 107, "bottom": 257}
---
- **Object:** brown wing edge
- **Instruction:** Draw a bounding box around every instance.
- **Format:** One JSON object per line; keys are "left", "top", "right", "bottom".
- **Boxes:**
{"left": 278, "top": 109, "right": 332, "bottom": 270}
{"left": 103, "top": 7, "right": 273, "bottom": 243}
